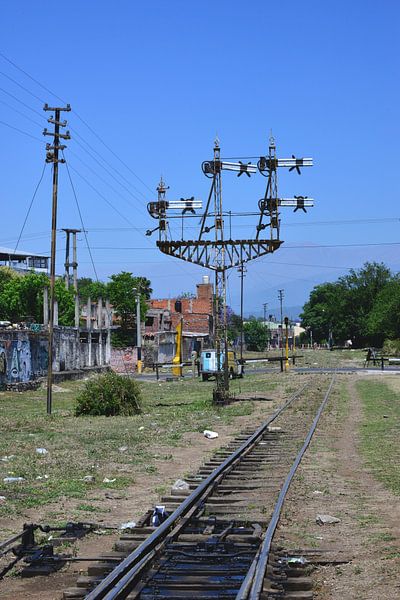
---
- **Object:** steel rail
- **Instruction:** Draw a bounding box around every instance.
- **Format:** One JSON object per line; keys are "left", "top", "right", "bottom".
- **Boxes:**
{"left": 236, "top": 375, "right": 336, "bottom": 600}
{"left": 85, "top": 381, "right": 311, "bottom": 600}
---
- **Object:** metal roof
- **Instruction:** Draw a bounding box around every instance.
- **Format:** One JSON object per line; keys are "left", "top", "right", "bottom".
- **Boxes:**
{"left": 0, "top": 246, "right": 49, "bottom": 259}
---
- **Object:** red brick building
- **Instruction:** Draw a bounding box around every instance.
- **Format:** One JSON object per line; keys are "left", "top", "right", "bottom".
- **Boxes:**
{"left": 147, "top": 275, "right": 214, "bottom": 337}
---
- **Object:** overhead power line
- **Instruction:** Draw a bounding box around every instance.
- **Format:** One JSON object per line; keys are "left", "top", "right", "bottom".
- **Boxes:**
{"left": 0, "top": 85, "right": 45, "bottom": 119}
{"left": 0, "top": 51, "right": 154, "bottom": 198}
{"left": 70, "top": 128, "right": 149, "bottom": 201}
{"left": 0, "top": 119, "right": 44, "bottom": 142}
{"left": 68, "top": 148, "right": 148, "bottom": 217}
{"left": 62, "top": 151, "right": 99, "bottom": 281}
{"left": 67, "top": 162, "right": 146, "bottom": 232}
{"left": 78, "top": 240, "right": 400, "bottom": 251}
{"left": 13, "top": 162, "right": 47, "bottom": 253}
{"left": 0, "top": 97, "right": 44, "bottom": 128}
{"left": 0, "top": 68, "right": 45, "bottom": 103}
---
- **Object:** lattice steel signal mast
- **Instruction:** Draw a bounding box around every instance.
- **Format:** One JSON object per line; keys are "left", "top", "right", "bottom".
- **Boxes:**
{"left": 147, "top": 136, "right": 313, "bottom": 403}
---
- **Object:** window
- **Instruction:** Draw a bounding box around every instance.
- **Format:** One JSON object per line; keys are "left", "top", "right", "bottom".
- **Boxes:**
{"left": 28, "top": 257, "right": 48, "bottom": 269}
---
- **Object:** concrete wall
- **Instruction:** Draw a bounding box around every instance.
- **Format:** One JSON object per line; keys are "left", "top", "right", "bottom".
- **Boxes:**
{"left": 0, "top": 327, "right": 111, "bottom": 387}
{"left": 0, "top": 331, "right": 48, "bottom": 386}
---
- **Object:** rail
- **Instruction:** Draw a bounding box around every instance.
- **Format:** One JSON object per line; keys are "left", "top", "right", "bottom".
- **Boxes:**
{"left": 85, "top": 381, "right": 311, "bottom": 600}
{"left": 237, "top": 375, "right": 336, "bottom": 599}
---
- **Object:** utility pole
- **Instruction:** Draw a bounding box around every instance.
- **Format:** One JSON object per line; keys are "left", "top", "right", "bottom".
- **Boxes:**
{"left": 62, "top": 228, "right": 81, "bottom": 290}
{"left": 278, "top": 289, "right": 284, "bottom": 356}
{"left": 43, "top": 103, "right": 71, "bottom": 415}
{"left": 134, "top": 288, "right": 142, "bottom": 374}
{"left": 238, "top": 264, "right": 246, "bottom": 363}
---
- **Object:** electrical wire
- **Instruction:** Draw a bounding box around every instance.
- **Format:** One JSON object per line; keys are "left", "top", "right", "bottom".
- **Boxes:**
{"left": 64, "top": 162, "right": 198, "bottom": 279}
{"left": 0, "top": 52, "right": 59, "bottom": 103}
{"left": 0, "top": 119, "right": 44, "bottom": 142}
{"left": 68, "top": 147, "right": 149, "bottom": 217}
{"left": 0, "top": 85, "right": 45, "bottom": 119}
{"left": 62, "top": 151, "right": 99, "bottom": 281}
{"left": 0, "top": 68, "right": 45, "bottom": 104}
{"left": 0, "top": 52, "right": 155, "bottom": 197}
{"left": 71, "top": 129, "right": 149, "bottom": 201}
{"left": 72, "top": 240, "right": 400, "bottom": 251}
{"left": 67, "top": 163, "right": 146, "bottom": 232}
{"left": 0, "top": 97, "right": 44, "bottom": 128}
{"left": 0, "top": 52, "right": 154, "bottom": 197}
{"left": 13, "top": 162, "right": 47, "bottom": 253}
{"left": 71, "top": 111, "right": 155, "bottom": 195}
{"left": 275, "top": 241, "right": 400, "bottom": 250}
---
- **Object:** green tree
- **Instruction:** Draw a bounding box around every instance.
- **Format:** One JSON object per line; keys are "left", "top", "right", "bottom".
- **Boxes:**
{"left": 244, "top": 318, "right": 268, "bottom": 351}
{"left": 338, "top": 262, "right": 392, "bottom": 344}
{"left": 77, "top": 277, "right": 108, "bottom": 303}
{"left": 300, "top": 281, "right": 347, "bottom": 344}
{"left": 227, "top": 313, "right": 242, "bottom": 344}
{"left": 367, "top": 278, "right": 400, "bottom": 345}
{"left": 301, "top": 262, "right": 393, "bottom": 346}
{"left": 107, "top": 272, "right": 149, "bottom": 328}
{"left": 54, "top": 279, "right": 75, "bottom": 326}
{"left": 0, "top": 271, "right": 74, "bottom": 325}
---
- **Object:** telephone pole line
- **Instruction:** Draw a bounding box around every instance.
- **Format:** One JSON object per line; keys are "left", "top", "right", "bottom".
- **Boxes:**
{"left": 43, "top": 103, "right": 71, "bottom": 415}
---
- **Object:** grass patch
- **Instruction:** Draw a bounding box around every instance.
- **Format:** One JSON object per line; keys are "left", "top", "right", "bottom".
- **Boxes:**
{"left": 0, "top": 371, "right": 281, "bottom": 519}
{"left": 356, "top": 379, "right": 400, "bottom": 495}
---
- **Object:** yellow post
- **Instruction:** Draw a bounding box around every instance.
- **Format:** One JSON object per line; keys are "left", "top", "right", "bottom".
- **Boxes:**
{"left": 284, "top": 316, "right": 289, "bottom": 371}
{"left": 172, "top": 318, "right": 183, "bottom": 377}
{"left": 293, "top": 323, "right": 296, "bottom": 362}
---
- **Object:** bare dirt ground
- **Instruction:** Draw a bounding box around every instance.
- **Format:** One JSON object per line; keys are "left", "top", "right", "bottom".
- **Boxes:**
{"left": 276, "top": 374, "right": 400, "bottom": 599}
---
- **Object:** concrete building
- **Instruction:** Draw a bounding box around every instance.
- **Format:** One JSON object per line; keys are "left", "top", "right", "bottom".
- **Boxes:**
{"left": 0, "top": 247, "right": 49, "bottom": 274}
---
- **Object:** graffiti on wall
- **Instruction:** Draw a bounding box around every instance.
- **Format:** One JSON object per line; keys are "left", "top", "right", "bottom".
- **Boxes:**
{"left": 0, "top": 339, "right": 32, "bottom": 383}
{"left": 0, "top": 344, "right": 6, "bottom": 386}
{"left": 11, "top": 340, "right": 31, "bottom": 381}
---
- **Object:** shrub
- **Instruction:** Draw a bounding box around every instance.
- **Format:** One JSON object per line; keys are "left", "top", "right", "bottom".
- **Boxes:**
{"left": 383, "top": 339, "right": 400, "bottom": 357}
{"left": 75, "top": 371, "right": 142, "bottom": 416}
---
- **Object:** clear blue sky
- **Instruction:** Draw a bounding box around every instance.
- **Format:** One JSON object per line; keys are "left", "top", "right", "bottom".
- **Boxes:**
{"left": 0, "top": 0, "right": 399, "bottom": 318}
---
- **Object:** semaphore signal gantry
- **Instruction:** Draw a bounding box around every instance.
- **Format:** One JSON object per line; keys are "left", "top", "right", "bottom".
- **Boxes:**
{"left": 147, "top": 135, "right": 314, "bottom": 403}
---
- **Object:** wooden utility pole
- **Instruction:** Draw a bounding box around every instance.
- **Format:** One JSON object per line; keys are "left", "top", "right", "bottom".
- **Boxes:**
{"left": 43, "top": 103, "right": 71, "bottom": 415}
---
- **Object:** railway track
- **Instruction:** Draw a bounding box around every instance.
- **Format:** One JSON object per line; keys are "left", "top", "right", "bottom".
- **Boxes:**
{"left": 63, "top": 376, "right": 335, "bottom": 600}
